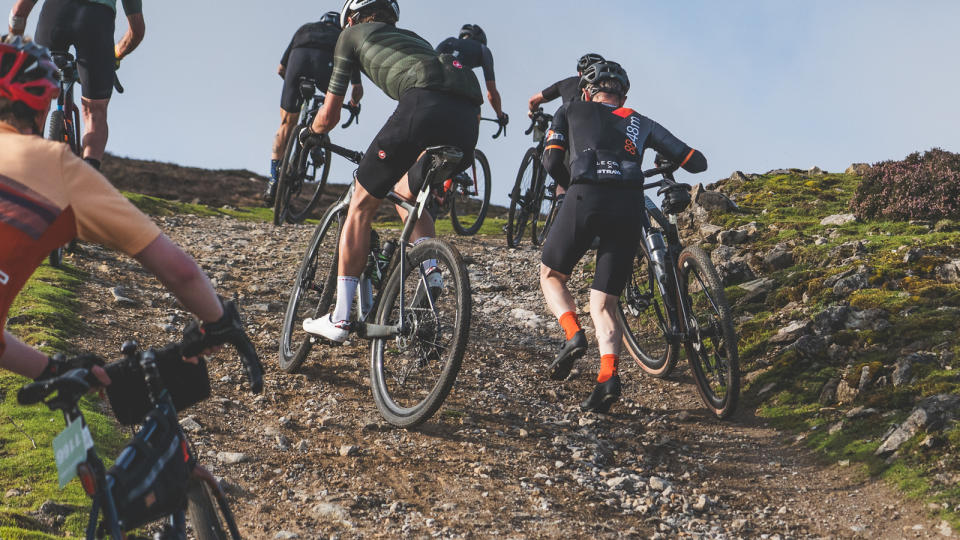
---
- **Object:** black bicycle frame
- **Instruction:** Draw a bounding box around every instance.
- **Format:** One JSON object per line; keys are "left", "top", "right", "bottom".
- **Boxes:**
{"left": 51, "top": 53, "right": 81, "bottom": 152}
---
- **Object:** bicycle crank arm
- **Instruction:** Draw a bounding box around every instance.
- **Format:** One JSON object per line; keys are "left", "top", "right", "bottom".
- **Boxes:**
{"left": 356, "top": 323, "right": 401, "bottom": 339}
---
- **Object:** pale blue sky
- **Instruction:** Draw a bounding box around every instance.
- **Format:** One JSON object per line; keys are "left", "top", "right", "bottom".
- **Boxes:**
{"left": 9, "top": 1, "right": 960, "bottom": 206}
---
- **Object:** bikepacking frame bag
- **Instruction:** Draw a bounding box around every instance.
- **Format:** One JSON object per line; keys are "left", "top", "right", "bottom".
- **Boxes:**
{"left": 105, "top": 353, "right": 211, "bottom": 426}
{"left": 106, "top": 402, "right": 195, "bottom": 531}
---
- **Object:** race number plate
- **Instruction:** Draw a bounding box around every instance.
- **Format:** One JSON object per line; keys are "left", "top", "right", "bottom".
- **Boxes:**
{"left": 52, "top": 419, "right": 94, "bottom": 488}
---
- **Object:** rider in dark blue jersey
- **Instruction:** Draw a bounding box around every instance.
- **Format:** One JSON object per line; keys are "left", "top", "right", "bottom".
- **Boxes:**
{"left": 436, "top": 24, "right": 507, "bottom": 125}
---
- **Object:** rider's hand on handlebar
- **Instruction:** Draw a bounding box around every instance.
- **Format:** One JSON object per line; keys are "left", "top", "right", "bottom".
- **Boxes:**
{"left": 498, "top": 112, "right": 509, "bottom": 127}
{"left": 298, "top": 126, "right": 328, "bottom": 148}
{"left": 36, "top": 353, "right": 111, "bottom": 387}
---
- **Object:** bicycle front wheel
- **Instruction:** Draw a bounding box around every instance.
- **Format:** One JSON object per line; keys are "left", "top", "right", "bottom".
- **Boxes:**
{"left": 278, "top": 207, "right": 343, "bottom": 372}
{"left": 617, "top": 245, "right": 678, "bottom": 377}
{"left": 506, "top": 148, "right": 538, "bottom": 248}
{"left": 678, "top": 246, "right": 740, "bottom": 419}
{"left": 531, "top": 180, "right": 559, "bottom": 247}
{"left": 450, "top": 149, "right": 492, "bottom": 236}
{"left": 186, "top": 478, "right": 239, "bottom": 540}
{"left": 273, "top": 128, "right": 299, "bottom": 226}
{"left": 370, "top": 239, "right": 471, "bottom": 427}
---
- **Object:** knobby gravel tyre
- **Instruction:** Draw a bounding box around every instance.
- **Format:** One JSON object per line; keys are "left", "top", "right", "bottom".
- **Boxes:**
{"left": 506, "top": 148, "right": 538, "bottom": 248}
{"left": 285, "top": 144, "right": 331, "bottom": 224}
{"left": 617, "top": 244, "right": 678, "bottom": 377}
{"left": 278, "top": 208, "right": 343, "bottom": 373}
{"left": 450, "top": 149, "right": 492, "bottom": 236}
{"left": 46, "top": 110, "right": 72, "bottom": 269}
{"left": 532, "top": 180, "right": 559, "bottom": 247}
{"left": 273, "top": 128, "right": 300, "bottom": 226}
{"left": 678, "top": 246, "right": 740, "bottom": 419}
{"left": 370, "top": 239, "right": 471, "bottom": 427}
{"left": 186, "top": 479, "right": 230, "bottom": 540}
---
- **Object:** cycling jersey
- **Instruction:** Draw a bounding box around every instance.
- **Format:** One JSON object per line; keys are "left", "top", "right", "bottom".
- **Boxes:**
{"left": 539, "top": 101, "right": 706, "bottom": 296}
{"left": 543, "top": 101, "right": 706, "bottom": 189}
{"left": 280, "top": 22, "right": 340, "bottom": 67}
{"left": 279, "top": 22, "right": 360, "bottom": 113}
{"left": 541, "top": 76, "right": 581, "bottom": 105}
{"left": 435, "top": 37, "right": 495, "bottom": 82}
{"left": 0, "top": 122, "right": 161, "bottom": 356}
{"left": 328, "top": 22, "right": 482, "bottom": 105}
{"left": 35, "top": 0, "right": 120, "bottom": 99}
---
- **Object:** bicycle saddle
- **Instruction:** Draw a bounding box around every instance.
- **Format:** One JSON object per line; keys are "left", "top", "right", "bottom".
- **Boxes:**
{"left": 50, "top": 52, "right": 76, "bottom": 70}
{"left": 423, "top": 145, "right": 464, "bottom": 178}
{"left": 299, "top": 78, "right": 320, "bottom": 99}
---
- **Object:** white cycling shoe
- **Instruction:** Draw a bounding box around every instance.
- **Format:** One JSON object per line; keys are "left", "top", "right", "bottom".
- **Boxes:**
{"left": 303, "top": 314, "right": 350, "bottom": 343}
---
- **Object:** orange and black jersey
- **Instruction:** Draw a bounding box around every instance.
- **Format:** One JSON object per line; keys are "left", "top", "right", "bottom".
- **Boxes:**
{"left": 542, "top": 101, "right": 707, "bottom": 189}
{"left": 0, "top": 122, "right": 161, "bottom": 356}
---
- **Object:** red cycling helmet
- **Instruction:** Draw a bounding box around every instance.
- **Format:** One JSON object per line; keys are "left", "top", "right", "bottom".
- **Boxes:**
{"left": 0, "top": 37, "right": 59, "bottom": 112}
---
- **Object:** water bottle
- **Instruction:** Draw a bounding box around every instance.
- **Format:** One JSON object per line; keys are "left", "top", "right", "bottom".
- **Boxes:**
{"left": 377, "top": 241, "right": 397, "bottom": 281}
{"left": 358, "top": 277, "right": 374, "bottom": 320}
{"left": 646, "top": 231, "right": 669, "bottom": 287}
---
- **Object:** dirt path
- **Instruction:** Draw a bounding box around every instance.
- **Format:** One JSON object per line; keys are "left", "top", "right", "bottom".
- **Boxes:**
{"left": 67, "top": 214, "right": 952, "bottom": 539}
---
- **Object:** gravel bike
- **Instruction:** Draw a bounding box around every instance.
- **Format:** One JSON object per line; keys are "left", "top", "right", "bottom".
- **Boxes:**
{"left": 17, "top": 333, "right": 264, "bottom": 539}
{"left": 617, "top": 158, "right": 740, "bottom": 419}
{"left": 430, "top": 117, "right": 504, "bottom": 236}
{"left": 273, "top": 77, "right": 360, "bottom": 226}
{"left": 45, "top": 52, "right": 122, "bottom": 267}
{"left": 506, "top": 108, "right": 559, "bottom": 248}
{"left": 279, "top": 144, "right": 472, "bottom": 428}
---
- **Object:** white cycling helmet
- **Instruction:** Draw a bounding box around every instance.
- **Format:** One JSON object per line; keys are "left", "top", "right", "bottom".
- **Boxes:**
{"left": 340, "top": 0, "right": 400, "bottom": 28}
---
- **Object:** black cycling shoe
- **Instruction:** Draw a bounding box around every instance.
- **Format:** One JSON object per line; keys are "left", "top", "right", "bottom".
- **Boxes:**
{"left": 580, "top": 374, "right": 622, "bottom": 413}
{"left": 548, "top": 330, "right": 587, "bottom": 380}
{"left": 264, "top": 181, "right": 277, "bottom": 205}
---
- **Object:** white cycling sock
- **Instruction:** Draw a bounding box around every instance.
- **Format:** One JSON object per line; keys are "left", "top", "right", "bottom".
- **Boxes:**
{"left": 333, "top": 276, "right": 359, "bottom": 323}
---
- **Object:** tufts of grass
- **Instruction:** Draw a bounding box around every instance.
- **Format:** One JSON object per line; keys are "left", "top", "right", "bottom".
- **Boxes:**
{"left": 2, "top": 264, "right": 126, "bottom": 537}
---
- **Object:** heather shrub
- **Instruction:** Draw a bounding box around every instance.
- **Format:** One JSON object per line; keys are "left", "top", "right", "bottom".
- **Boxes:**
{"left": 850, "top": 148, "right": 960, "bottom": 221}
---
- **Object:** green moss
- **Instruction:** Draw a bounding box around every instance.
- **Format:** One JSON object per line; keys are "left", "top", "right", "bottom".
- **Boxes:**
{"left": 2, "top": 267, "right": 126, "bottom": 538}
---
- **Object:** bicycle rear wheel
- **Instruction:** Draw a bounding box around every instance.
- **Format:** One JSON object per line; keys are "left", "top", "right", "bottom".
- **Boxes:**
{"left": 506, "top": 148, "right": 538, "bottom": 248}
{"left": 186, "top": 478, "right": 239, "bottom": 540}
{"left": 370, "top": 239, "right": 471, "bottom": 427}
{"left": 275, "top": 130, "right": 332, "bottom": 225}
{"left": 678, "top": 246, "right": 740, "bottom": 419}
{"left": 617, "top": 244, "right": 678, "bottom": 377}
{"left": 531, "top": 180, "right": 559, "bottom": 246}
{"left": 450, "top": 149, "right": 491, "bottom": 236}
{"left": 278, "top": 207, "right": 343, "bottom": 372}
{"left": 46, "top": 110, "right": 75, "bottom": 269}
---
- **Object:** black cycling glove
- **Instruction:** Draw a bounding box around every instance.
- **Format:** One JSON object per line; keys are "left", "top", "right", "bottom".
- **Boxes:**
{"left": 499, "top": 112, "right": 509, "bottom": 126}
{"left": 182, "top": 297, "right": 265, "bottom": 394}
{"left": 298, "top": 127, "right": 328, "bottom": 149}
{"left": 35, "top": 353, "right": 104, "bottom": 382}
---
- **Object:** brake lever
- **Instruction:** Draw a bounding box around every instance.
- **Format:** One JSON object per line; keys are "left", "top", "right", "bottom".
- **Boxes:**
{"left": 228, "top": 333, "right": 264, "bottom": 394}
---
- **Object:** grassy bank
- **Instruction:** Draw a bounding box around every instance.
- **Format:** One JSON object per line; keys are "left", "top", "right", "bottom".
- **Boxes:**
{"left": 1, "top": 263, "right": 126, "bottom": 538}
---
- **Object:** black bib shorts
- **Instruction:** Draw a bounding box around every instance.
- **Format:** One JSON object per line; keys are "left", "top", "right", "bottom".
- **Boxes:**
{"left": 357, "top": 88, "right": 480, "bottom": 199}
{"left": 280, "top": 48, "right": 335, "bottom": 113}
{"left": 35, "top": 0, "right": 116, "bottom": 100}
{"left": 541, "top": 183, "right": 644, "bottom": 296}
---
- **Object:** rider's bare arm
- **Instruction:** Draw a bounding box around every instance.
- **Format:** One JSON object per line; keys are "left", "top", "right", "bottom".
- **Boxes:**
{"left": 349, "top": 83, "right": 363, "bottom": 107}
{"left": 312, "top": 91, "right": 344, "bottom": 133}
{"left": 0, "top": 331, "right": 49, "bottom": 379}
{"left": 7, "top": 0, "right": 37, "bottom": 35}
{"left": 115, "top": 13, "right": 145, "bottom": 60}
{"left": 486, "top": 80, "right": 504, "bottom": 118}
{"left": 528, "top": 92, "right": 545, "bottom": 114}
{"left": 278, "top": 64, "right": 286, "bottom": 78}
{"left": 133, "top": 234, "right": 224, "bottom": 324}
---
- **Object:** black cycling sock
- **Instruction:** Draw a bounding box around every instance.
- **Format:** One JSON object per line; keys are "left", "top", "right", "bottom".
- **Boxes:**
{"left": 84, "top": 157, "right": 101, "bottom": 171}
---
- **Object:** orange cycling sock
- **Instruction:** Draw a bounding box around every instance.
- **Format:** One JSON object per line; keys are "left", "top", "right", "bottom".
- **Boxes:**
{"left": 558, "top": 311, "right": 581, "bottom": 341}
{"left": 597, "top": 354, "right": 618, "bottom": 383}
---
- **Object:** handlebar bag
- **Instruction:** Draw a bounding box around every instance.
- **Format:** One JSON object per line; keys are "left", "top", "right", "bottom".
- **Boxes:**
{"left": 106, "top": 402, "right": 195, "bottom": 531}
{"left": 105, "top": 354, "right": 211, "bottom": 426}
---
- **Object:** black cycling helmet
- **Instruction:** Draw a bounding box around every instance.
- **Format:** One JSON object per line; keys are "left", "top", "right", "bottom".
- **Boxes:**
{"left": 340, "top": 0, "right": 399, "bottom": 28}
{"left": 459, "top": 24, "right": 487, "bottom": 46}
{"left": 579, "top": 60, "right": 630, "bottom": 95}
{"left": 320, "top": 11, "right": 341, "bottom": 28}
{"left": 577, "top": 53, "right": 605, "bottom": 74}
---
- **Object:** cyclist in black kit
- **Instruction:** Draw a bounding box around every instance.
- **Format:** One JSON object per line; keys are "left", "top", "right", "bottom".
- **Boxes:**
{"left": 435, "top": 24, "right": 508, "bottom": 126}
{"left": 8, "top": 0, "right": 145, "bottom": 170}
{"left": 266, "top": 10, "right": 364, "bottom": 203}
{"left": 298, "top": 0, "right": 482, "bottom": 342}
{"left": 527, "top": 53, "right": 604, "bottom": 114}
{"left": 538, "top": 61, "right": 707, "bottom": 413}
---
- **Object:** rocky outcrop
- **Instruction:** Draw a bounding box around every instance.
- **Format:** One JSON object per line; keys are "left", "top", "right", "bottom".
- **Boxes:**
{"left": 876, "top": 394, "right": 960, "bottom": 456}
